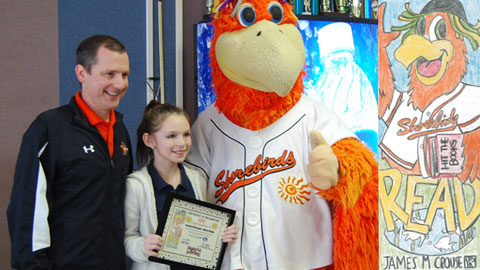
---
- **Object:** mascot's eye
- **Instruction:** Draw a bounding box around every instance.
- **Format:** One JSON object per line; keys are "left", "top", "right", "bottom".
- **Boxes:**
{"left": 268, "top": 2, "right": 284, "bottom": 23}
{"left": 434, "top": 20, "right": 446, "bottom": 40}
{"left": 237, "top": 4, "right": 257, "bottom": 27}
{"left": 429, "top": 15, "right": 446, "bottom": 41}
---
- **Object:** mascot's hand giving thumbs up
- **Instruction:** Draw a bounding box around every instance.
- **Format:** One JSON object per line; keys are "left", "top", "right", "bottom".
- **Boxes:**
{"left": 307, "top": 130, "right": 340, "bottom": 190}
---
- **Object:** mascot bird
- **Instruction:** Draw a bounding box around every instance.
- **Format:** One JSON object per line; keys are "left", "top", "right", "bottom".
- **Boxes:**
{"left": 379, "top": 0, "right": 480, "bottom": 182}
{"left": 186, "top": 0, "right": 378, "bottom": 269}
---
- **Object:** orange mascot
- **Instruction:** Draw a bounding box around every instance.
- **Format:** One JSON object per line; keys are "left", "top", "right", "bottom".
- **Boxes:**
{"left": 186, "top": 0, "right": 378, "bottom": 269}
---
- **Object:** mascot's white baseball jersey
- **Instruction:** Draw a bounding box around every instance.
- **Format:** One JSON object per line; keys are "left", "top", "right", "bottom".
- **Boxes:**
{"left": 380, "top": 82, "right": 480, "bottom": 177}
{"left": 186, "top": 95, "right": 355, "bottom": 270}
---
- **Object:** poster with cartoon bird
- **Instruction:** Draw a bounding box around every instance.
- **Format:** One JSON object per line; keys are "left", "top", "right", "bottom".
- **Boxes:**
{"left": 378, "top": 0, "right": 480, "bottom": 269}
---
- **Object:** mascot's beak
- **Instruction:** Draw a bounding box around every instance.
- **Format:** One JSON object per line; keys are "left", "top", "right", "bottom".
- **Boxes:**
{"left": 394, "top": 34, "right": 453, "bottom": 85}
{"left": 215, "top": 19, "right": 305, "bottom": 97}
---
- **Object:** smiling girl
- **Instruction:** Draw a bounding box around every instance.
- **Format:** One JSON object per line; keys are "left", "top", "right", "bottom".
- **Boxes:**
{"left": 124, "top": 100, "right": 236, "bottom": 270}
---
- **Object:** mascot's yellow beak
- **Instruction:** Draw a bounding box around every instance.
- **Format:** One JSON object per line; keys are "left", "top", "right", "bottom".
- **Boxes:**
{"left": 215, "top": 19, "right": 305, "bottom": 97}
{"left": 394, "top": 34, "right": 453, "bottom": 86}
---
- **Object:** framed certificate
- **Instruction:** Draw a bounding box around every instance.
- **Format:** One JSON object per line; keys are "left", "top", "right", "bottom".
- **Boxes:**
{"left": 148, "top": 193, "right": 235, "bottom": 270}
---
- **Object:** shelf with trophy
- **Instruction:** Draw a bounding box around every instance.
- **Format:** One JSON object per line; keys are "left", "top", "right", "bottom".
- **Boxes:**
{"left": 292, "top": 0, "right": 378, "bottom": 23}
{"left": 203, "top": 0, "right": 377, "bottom": 24}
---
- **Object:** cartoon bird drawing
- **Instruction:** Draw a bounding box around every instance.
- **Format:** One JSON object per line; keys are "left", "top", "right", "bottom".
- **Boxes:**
{"left": 187, "top": 0, "right": 378, "bottom": 269}
{"left": 379, "top": 0, "right": 480, "bottom": 182}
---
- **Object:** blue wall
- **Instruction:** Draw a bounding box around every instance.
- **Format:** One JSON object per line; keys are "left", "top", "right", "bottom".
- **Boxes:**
{"left": 58, "top": 0, "right": 147, "bottom": 169}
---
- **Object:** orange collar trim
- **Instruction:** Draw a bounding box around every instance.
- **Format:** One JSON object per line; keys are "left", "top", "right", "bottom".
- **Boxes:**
{"left": 75, "top": 92, "right": 116, "bottom": 126}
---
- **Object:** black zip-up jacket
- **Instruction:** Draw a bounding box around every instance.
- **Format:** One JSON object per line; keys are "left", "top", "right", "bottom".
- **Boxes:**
{"left": 7, "top": 97, "right": 133, "bottom": 269}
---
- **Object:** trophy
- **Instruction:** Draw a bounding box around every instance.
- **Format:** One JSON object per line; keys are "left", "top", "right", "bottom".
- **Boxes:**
{"left": 371, "top": 0, "right": 379, "bottom": 19}
{"left": 206, "top": 0, "right": 214, "bottom": 14}
{"left": 320, "top": 0, "right": 330, "bottom": 12}
{"left": 335, "top": 0, "right": 348, "bottom": 13}
{"left": 350, "top": 0, "right": 363, "bottom": 18}
{"left": 304, "top": 0, "right": 311, "bottom": 14}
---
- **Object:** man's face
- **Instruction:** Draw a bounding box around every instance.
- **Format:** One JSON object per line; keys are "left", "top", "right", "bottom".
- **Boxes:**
{"left": 76, "top": 46, "right": 130, "bottom": 119}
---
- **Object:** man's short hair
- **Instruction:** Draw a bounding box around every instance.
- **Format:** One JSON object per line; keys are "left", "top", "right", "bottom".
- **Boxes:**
{"left": 76, "top": 35, "right": 127, "bottom": 73}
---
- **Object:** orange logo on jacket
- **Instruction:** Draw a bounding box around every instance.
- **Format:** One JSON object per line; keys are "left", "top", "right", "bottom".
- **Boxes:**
{"left": 215, "top": 150, "right": 296, "bottom": 203}
{"left": 120, "top": 141, "right": 129, "bottom": 156}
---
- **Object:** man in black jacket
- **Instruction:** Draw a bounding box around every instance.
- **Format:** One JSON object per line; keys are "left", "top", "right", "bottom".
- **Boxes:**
{"left": 7, "top": 35, "right": 133, "bottom": 270}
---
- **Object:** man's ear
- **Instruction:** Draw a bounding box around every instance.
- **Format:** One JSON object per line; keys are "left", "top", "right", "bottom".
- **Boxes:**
{"left": 75, "top": 64, "right": 87, "bottom": 83}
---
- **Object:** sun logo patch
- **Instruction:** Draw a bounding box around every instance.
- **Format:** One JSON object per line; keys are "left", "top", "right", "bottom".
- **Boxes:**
{"left": 278, "top": 176, "right": 311, "bottom": 204}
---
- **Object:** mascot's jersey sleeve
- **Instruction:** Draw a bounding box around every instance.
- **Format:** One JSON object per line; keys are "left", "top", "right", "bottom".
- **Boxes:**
{"left": 186, "top": 95, "right": 356, "bottom": 270}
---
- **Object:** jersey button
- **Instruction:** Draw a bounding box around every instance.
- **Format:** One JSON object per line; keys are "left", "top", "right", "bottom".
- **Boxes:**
{"left": 246, "top": 212, "right": 260, "bottom": 226}
{"left": 249, "top": 135, "right": 262, "bottom": 148}
{"left": 247, "top": 186, "right": 259, "bottom": 198}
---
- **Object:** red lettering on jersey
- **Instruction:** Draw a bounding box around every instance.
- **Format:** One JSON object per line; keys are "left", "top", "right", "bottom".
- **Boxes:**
{"left": 214, "top": 150, "right": 296, "bottom": 203}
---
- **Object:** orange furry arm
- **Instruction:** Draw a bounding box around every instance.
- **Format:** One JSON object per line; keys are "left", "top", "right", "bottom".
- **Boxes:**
{"left": 315, "top": 138, "right": 378, "bottom": 270}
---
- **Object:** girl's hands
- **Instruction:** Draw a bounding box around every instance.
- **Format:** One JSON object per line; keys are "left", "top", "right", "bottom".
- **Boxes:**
{"left": 221, "top": 224, "right": 238, "bottom": 246}
{"left": 144, "top": 234, "right": 163, "bottom": 257}
{"left": 144, "top": 225, "right": 236, "bottom": 257}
